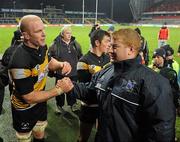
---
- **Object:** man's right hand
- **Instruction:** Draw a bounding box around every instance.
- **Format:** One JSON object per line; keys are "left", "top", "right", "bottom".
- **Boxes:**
{"left": 56, "top": 77, "right": 74, "bottom": 93}
{"left": 61, "top": 61, "right": 72, "bottom": 75}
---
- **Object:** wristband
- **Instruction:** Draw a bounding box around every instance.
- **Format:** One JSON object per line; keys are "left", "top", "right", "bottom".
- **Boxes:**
{"left": 55, "top": 87, "right": 64, "bottom": 95}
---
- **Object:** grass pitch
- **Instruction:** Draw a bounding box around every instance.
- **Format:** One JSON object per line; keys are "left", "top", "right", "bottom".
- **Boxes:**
{"left": 0, "top": 25, "right": 180, "bottom": 60}
{"left": 0, "top": 24, "right": 180, "bottom": 141}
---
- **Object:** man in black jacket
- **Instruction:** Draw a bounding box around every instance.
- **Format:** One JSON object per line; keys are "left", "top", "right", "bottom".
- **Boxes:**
{"left": 49, "top": 26, "right": 82, "bottom": 114}
{"left": 135, "top": 27, "right": 149, "bottom": 65}
{"left": 0, "top": 59, "right": 8, "bottom": 114}
{"left": 58, "top": 28, "right": 175, "bottom": 142}
{"left": 0, "top": 59, "right": 7, "bottom": 142}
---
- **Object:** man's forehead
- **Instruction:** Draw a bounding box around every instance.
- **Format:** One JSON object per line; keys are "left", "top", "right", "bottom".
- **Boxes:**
{"left": 62, "top": 27, "right": 72, "bottom": 32}
{"left": 103, "top": 35, "right": 110, "bottom": 40}
{"left": 113, "top": 39, "right": 123, "bottom": 44}
{"left": 30, "top": 19, "right": 44, "bottom": 27}
{"left": 64, "top": 30, "right": 72, "bottom": 33}
{"left": 26, "top": 20, "right": 44, "bottom": 33}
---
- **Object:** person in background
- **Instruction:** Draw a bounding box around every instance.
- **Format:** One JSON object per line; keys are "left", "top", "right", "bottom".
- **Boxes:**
{"left": 11, "top": 29, "right": 23, "bottom": 47}
{"left": 150, "top": 48, "right": 180, "bottom": 107}
{"left": 0, "top": 57, "right": 9, "bottom": 142}
{"left": 106, "top": 25, "right": 115, "bottom": 62}
{"left": 177, "top": 43, "right": 180, "bottom": 56}
{"left": 8, "top": 15, "right": 71, "bottom": 142}
{"left": 161, "top": 44, "right": 179, "bottom": 73}
{"left": 0, "top": 83, "right": 5, "bottom": 115}
{"left": 2, "top": 29, "right": 24, "bottom": 95}
{"left": 150, "top": 48, "right": 180, "bottom": 142}
{"left": 107, "top": 25, "right": 115, "bottom": 34}
{"left": 135, "top": 27, "right": 149, "bottom": 65}
{"left": 0, "top": 29, "right": 24, "bottom": 117}
{"left": 161, "top": 44, "right": 180, "bottom": 88}
{"left": 158, "top": 22, "right": 169, "bottom": 48}
{"left": 149, "top": 48, "right": 166, "bottom": 72}
{"left": 58, "top": 28, "right": 175, "bottom": 142}
{"left": 89, "top": 23, "right": 101, "bottom": 38}
{"left": 0, "top": 58, "right": 8, "bottom": 115}
{"left": 77, "top": 29, "right": 111, "bottom": 142}
{"left": 48, "top": 26, "right": 83, "bottom": 114}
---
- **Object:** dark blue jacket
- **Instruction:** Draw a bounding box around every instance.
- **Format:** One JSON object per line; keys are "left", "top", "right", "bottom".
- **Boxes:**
{"left": 73, "top": 57, "right": 175, "bottom": 142}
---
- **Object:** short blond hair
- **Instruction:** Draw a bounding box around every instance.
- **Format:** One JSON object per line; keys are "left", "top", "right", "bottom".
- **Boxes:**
{"left": 113, "top": 28, "right": 141, "bottom": 53}
{"left": 60, "top": 26, "right": 72, "bottom": 36}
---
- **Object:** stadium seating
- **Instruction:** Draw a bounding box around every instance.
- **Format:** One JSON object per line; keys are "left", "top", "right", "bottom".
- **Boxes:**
{"left": 146, "top": 0, "right": 180, "bottom": 12}
{"left": 0, "top": 17, "right": 17, "bottom": 24}
{"left": 0, "top": 8, "right": 117, "bottom": 25}
{"left": 138, "top": 0, "right": 180, "bottom": 25}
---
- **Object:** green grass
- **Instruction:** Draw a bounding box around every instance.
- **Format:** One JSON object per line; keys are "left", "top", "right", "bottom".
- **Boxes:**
{"left": 1, "top": 25, "right": 180, "bottom": 141}
{"left": 0, "top": 25, "right": 180, "bottom": 62}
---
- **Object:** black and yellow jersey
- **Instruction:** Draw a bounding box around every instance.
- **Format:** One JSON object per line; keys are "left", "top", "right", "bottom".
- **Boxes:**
{"left": 9, "top": 44, "right": 50, "bottom": 110}
{"left": 77, "top": 51, "right": 110, "bottom": 83}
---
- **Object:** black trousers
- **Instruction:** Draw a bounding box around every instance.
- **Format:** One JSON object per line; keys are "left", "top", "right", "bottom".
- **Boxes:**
{"left": 0, "top": 87, "right": 5, "bottom": 114}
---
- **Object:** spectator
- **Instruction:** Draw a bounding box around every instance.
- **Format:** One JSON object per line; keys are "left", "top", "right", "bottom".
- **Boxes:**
{"left": 0, "top": 58, "right": 9, "bottom": 142}
{"left": 89, "top": 23, "right": 101, "bottom": 38}
{"left": 107, "top": 26, "right": 115, "bottom": 62}
{"left": 135, "top": 27, "right": 149, "bottom": 65}
{"left": 161, "top": 44, "right": 180, "bottom": 88}
{"left": 58, "top": 28, "right": 175, "bottom": 142}
{"left": 2, "top": 29, "right": 24, "bottom": 95}
{"left": 0, "top": 85, "right": 4, "bottom": 115}
{"left": 0, "top": 58, "right": 8, "bottom": 115}
{"left": 0, "top": 29, "right": 23, "bottom": 116}
{"left": 158, "top": 22, "right": 169, "bottom": 48}
{"left": 48, "top": 26, "right": 83, "bottom": 114}
{"left": 107, "top": 25, "right": 115, "bottom": 34}
{"left": 149, "top": 48, "right": 166, "bottom": 72}
{"left": 161, "top": 44, "right": 179, "bottom": 73}
{"left": 77, "top": 29, "right": 111, "bottom": 142}
{"left": 11, "top": 29, "right": 23, "bottom": 47}
{"left": 177, "top": 43, "right": 180, "bottom": 56}
{"left": 150, "top": 48, "right": 180, "bottom": 107}
{"left": 8, "top": 15, "right": 71, "bottom": 142}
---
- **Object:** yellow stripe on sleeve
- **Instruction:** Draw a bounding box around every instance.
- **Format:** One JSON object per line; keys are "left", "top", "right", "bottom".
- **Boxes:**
{"left": 77, "top": 62, "right": 89, "bottom": 70}
{"left": 10, "top": 68, "right": 32, "bottom": 79}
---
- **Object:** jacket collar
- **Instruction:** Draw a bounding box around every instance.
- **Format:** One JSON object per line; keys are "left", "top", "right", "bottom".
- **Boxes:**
{"left": 22, "top": 43, "right": 47, "bottom": 53}
{"left": 113, "top": 56, "right": 140, "bottom": 74}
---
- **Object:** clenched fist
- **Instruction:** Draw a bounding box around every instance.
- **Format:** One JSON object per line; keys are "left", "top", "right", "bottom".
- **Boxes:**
{"left": 61, "top": 61, "right": 72, "bottom": 75}
{"left": 48, "top": 58, "right": 72, "bottom": 75}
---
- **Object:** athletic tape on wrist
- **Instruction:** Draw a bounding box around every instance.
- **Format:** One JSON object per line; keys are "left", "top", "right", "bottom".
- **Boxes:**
{"left": 56, "top": 87, "right": 64, "bottom": 95}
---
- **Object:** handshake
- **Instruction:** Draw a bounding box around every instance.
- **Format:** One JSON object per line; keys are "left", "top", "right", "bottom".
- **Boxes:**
{"left": 55, "top": 77, "right": 74, "bottom": 95}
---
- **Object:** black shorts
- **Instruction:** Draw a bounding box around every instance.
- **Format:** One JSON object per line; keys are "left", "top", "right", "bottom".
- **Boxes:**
{"left": 12, "top": 102, "right": 47, "bottom": 133}
{"left": 79, "top": 105, "right": 98, "bottom": 124}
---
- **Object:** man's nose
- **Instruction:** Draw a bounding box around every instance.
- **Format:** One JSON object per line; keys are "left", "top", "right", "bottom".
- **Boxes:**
{"left": 42, "top": 30, "right": 46, "bottom": 37}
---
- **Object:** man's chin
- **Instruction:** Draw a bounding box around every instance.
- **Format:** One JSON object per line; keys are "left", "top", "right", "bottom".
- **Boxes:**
{"left": 112, "top": 60, "right": 118, "bottom": 63}
{"left": 40, "top": 43, "right": 46, "bottom": 47}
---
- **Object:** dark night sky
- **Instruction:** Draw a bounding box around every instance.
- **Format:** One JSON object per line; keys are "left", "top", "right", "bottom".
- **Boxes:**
{"left": 0, "top": 0, "right": 133, "bottom": 22}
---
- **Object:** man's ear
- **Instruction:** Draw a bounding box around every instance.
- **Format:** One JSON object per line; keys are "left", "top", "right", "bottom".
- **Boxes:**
{"left": 130, "top": 47, "right": 136, "bottom": 52}
{"left": 128, "top": 47, "right": 135, "bottom": 55}
{"left": 22, "top": 32, "right": 30, "bottom": 40}
{"left": 95, "top": 40, "right": 100, "bottom": 47}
